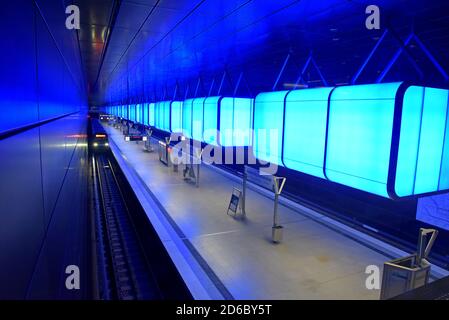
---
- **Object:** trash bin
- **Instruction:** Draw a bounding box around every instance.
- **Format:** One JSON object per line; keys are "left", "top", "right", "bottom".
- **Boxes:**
{"left": 380, "top": 228, "right": 438, "bottom": 300}
{"left": 272, "top": 225, "right": 284, "bottom": 243}
{"left": 380, "top": 254, "right": 431, "bottom": 300}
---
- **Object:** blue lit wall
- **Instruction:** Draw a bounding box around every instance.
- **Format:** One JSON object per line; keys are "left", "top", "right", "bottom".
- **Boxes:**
{"left": 0, "top": 1, "right": 88, "bottom": 299}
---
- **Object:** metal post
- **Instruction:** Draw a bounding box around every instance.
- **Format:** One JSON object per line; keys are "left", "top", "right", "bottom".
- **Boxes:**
{"left": 208, "top": 78, "right": 216, "bottom": 97}
{"left": 217, "top": 71, "right": 227, "bottom": 96}
{"left": 295, "top": 53, "right": 312, "bottom": 86}
{"left": 272, "top": 53, "right": 291, "bottom": 91}
{"left": 352, "top": 29, "right": 389, "bottom": 84}
{"left": 273, "top": 193, "right": 279, "bottom": 227}
{"left": 311, "top": 57, "right": 328, "bottom": 87}
{"left": 377, "top": 33, "right": 414, "bottom": 83}
{"left": 233, "top": 72, "right": 244, "bottom": 96}
{"left": 414, "top": 36, "right": 449, "bottom": 81}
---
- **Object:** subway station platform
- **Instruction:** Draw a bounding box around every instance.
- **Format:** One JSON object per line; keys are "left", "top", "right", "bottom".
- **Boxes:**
{"left": 102, "top": 124, "right": 447, "bottom": 300}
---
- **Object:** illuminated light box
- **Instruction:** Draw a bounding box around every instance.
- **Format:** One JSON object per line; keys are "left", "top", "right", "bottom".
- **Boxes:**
{"left": 219, "top": 97, "right": 253, "bottom": 147}
{"left": 326, "top": 83, "right": 449, "bottom": 198}
{"left": 325, "top": 83, "right": 400, "bottom": 197}
{"left": 253, "top": 83, "right": 449, "bottom": 199}
{"left": 253, "top": 91, "right": 289, "bottom": 165}
{"left": 148, "top": 103, "right": 155, "bottom": 126}
{"left": 203, "top": 97, "right": 220, "bottom": 145}
{"left": 129, "top": 104, "right": 136, "bottom": 122}
{"left": 136, "top": 104, "right": 142, "bottom": 123}
{"left": 182, "top": 96, "right": 253, "bottom": 146}
{"left": 155, "top": 101, "right": 171, "bottom": 132}
{"left": 192, "top": 98, "right": 206, "bottom": 141}
{"left": 143, "top": 103, "right": 149, "bottom": 126}
{"left": 283, "top": 87, "right": 334, "bottom": 179}
{"left": 395, "top": 86, "right": 449, "bottom": 197}
{"left": 170, "top": 101, "right": 183, "bottom": 133}
{"left": 182, "top": 99, "right": 194, "bottom": 138}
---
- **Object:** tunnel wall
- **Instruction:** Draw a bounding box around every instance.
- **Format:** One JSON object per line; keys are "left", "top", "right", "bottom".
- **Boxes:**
{"left": 0, "top": 1, "right": 88, "bottom": 299}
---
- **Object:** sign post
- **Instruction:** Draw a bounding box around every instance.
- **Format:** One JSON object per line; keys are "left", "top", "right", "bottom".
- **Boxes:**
{"left": 272, "top": 176, "right": 286, "bottom": 243}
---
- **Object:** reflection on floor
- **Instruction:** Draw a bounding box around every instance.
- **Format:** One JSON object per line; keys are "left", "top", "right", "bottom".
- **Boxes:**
{"left": 104, "top": 125, "right": 392, "bottom": 300}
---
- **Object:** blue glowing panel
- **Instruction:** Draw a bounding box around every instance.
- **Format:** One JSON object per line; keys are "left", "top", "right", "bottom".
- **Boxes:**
{"left": 440, "top": 109, "right": 449, "bottom": 190}
{"left": 284, "top": 88, "right": 334, "bottom": 179}
{"left": 219, "top": 98, "right": 234, "bottom": 147}
{"left": 219, "top": 98, "right": 253, "bottom": 147}
{"left": 149, "top": 103, "right": 155, "bottom": 126}
{"left": 413, "top": 88, "right": 449, "bottom": 194}
{"left": 143, "top": 103, "right": 149, "bottom": 125}
{"left": 232, "top": 98, "right": 253, "bottom": 147}
{"left": 395, "top": 86, "right": 449, "bottom": 197}
{"left": 154, "top": 102, "right": 160, "bottom": 128}
{"left": 192, "top": 98, "right": 206, "bottom": 141}
{"left": 325, "top": 83, "right": 402, "bottom": 197}
{"left": 163, "top": 101, "right": 171, "bottom": 131}
{"left": 171, "top": 101, "right": 183, "bottom": 133}
{"left": 203, "top": 97, "right": 220, "bottom": 145}
{"left": 182, "top": 99, "right": 194, "bottom": 138}
{"left": 395, "top": 86, "right": 424, "bottom": 197}
{"left": 253, "top": 91, "right": 288, "bottom": 165}
{"left": 129, "top": 104, "right": 136, "bottom": 122}
{"left": 136, "top": 104, "right": 142, "bottom": 123}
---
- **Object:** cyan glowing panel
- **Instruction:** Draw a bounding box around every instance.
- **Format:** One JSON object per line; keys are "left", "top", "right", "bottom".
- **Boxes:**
{"left": 232, "top": 98, "right": 253, "bottom": 147}
{"left": 154, "top": 102, "right": 161, "bottom": 128}
{"left": 395, "top": 86, "right": 449, "bottom": 197}
{"left": 439, "top": 109, "right": 449, "bottom": 190}
{"left": 283, "top": 88, "right": 334, "bottom": 179}
{"left": 155, "top": 101, "right": 171, "bottom": 131}
{"left": 129, "top": 104, "right": 136, "bottom": 122}
{"left": 143, "top": 103, "right": 149, "bottom": 125}
{"left": 149, "top": 103, "right": 155, "bottom": 126}
{"left": 192, "top": 98, "right": 206, "bottom": 141}
{"left": 171, "top": 101, "right": 183, "bottom": 133}
{"left": 203, "top": 97, "right": 220, "bottom": 145}
{"left": 253, "top": 91, "right": 288, "bottom": 165}
{"left": 219, "top": 98, "right": 253, "bottom": 147}
{"left": 414, "top": 88, "right": 449, "bottom": 194}
{"left": 395, "top": 86, "right": 423, "bottom": 197}
{"left": 182, "top": 99, "right": 194, "bottom": 138}
{"left": 219, "top": 98, "right": 234, "bottom": 147}
{"left": 163, "top": 101, "right": 171, "bottom": 131}
{"left": 136, "top": 104, "right": 142, "bottom": 123}
{"left": 325, "top": 83, "right": 401, "bottom": 197}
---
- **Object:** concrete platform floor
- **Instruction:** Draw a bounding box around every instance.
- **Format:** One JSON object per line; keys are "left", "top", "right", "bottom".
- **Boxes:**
{"left": 104, "top": 125, "right": 392, "bottom": 299}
